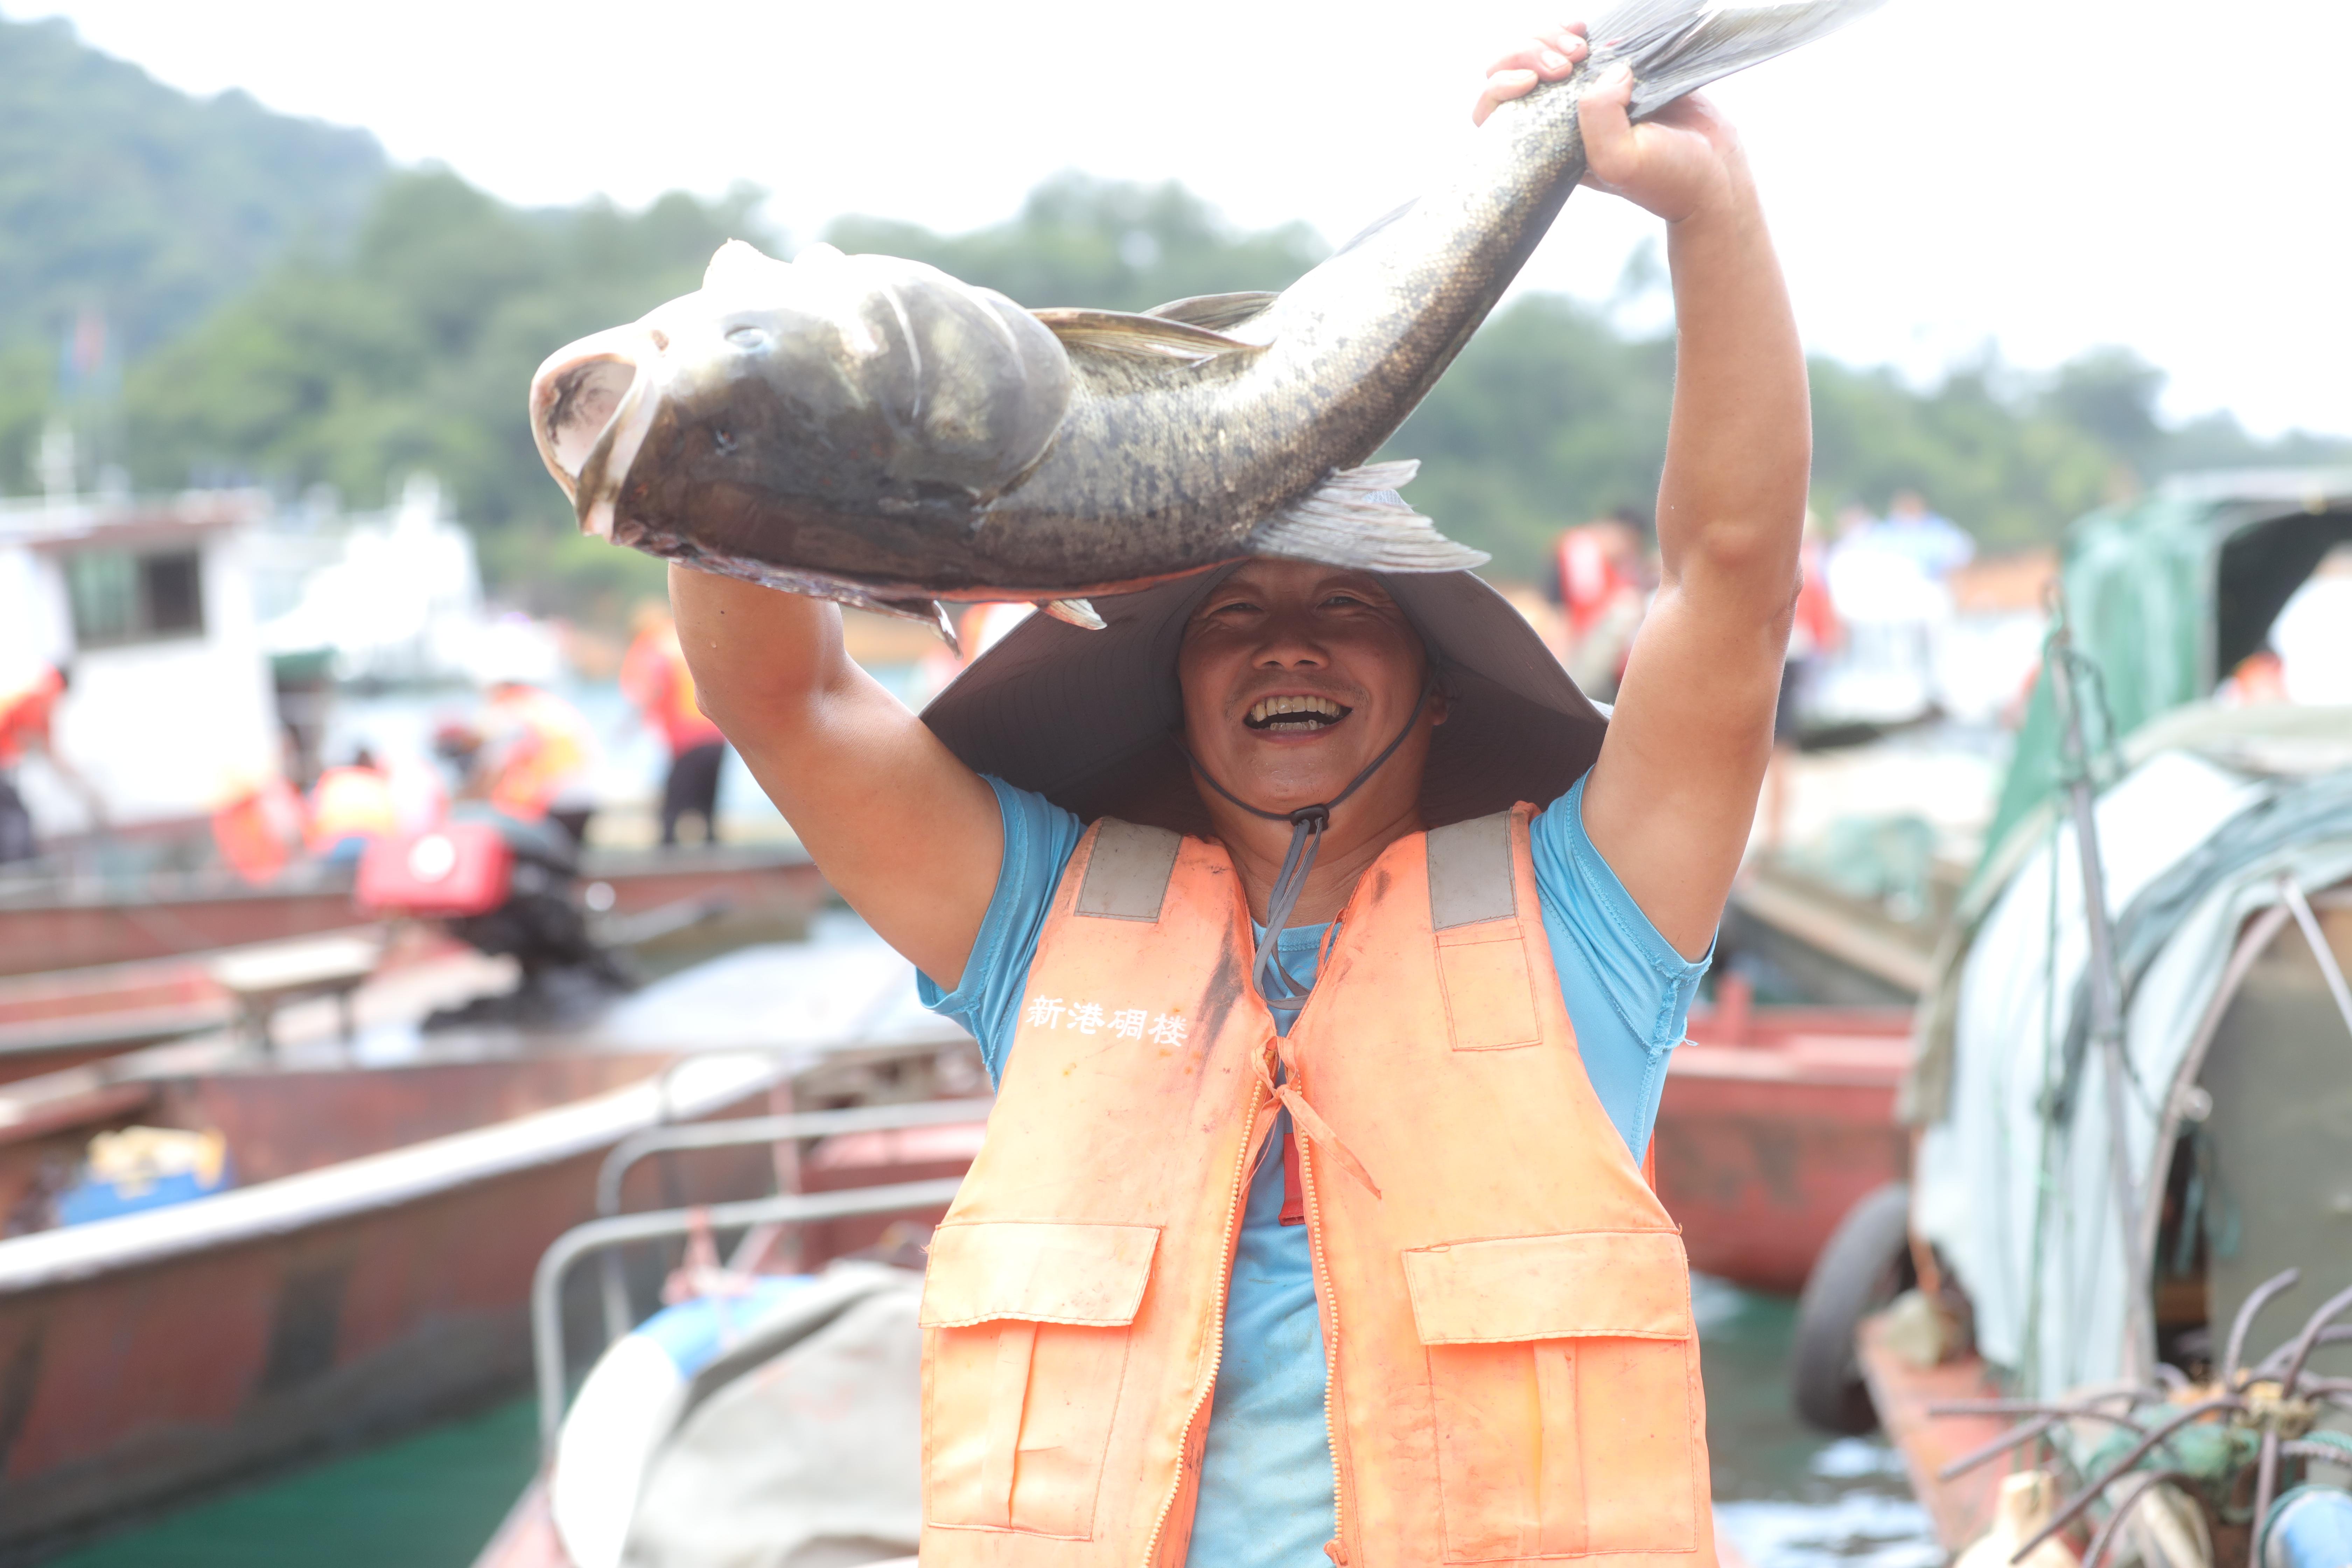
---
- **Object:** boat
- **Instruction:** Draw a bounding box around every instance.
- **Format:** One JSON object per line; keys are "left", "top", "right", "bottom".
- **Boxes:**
{"left": 1791, "top": 471, "right": 2352, "bottom": 1568}
{"left": 0, "top": 952, "right": 233, "bottom": 1084}
{"left": 0, "top": 925, "right": 979, "bottom": 1565}
{"left": 1660, "top": 976, "right": 1913, "bottom": 1294}
{"left": 0, "top": 841, "right": 828, "bottom": 978}
{"left": 1719, "top": 852, "right": 1950, "bottom": 1005}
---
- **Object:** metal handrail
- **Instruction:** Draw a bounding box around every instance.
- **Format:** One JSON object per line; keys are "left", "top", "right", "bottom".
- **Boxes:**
{"left": 595, "top": 1098, "right": 991, "bottom": 1218}
{"left": 593, "top": 1098, "right": 989, "bottom": 1344}
{"left": 533, "top": 1176, "right": 966, "bottom": 1450}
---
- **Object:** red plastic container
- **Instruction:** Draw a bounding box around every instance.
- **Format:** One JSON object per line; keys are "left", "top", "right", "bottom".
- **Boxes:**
{"left": 355, "top": 823, "right": 514, "bottom": 918}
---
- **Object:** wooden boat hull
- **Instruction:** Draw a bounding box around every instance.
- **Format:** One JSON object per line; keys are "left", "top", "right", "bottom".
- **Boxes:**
{"left": 1854, "top": 1310, "right": 2009, "bottom": 1552}
{"left": 1654, "top": 1000, "right": 1913, "bottom": 1294}
{"left": 0, "top": 846, "right": 825, "bottom": 977}
{"left": 0, "top": 1049, "right": 791, "bottom": 1564}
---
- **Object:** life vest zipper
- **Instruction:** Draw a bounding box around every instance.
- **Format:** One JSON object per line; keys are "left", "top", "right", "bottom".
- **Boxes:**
{"left": 1298, "top": 1110, "right": 1351, "bottom": 1567}
{"left": 1137, "top": 1072, "right": 1267, "bottom": 1568}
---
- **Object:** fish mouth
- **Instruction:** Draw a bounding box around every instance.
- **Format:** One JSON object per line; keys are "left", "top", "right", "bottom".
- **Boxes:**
{"left": 1242, "top": 694, "right": 1353, "bottom": 733}
{"left": 527, "top": 325, "right": 664, "bottom": 540}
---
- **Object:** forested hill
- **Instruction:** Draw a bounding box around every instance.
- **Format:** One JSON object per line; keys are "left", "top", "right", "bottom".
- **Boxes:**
{"left": 0, "top": 12, "right": 384, "bottom": 358}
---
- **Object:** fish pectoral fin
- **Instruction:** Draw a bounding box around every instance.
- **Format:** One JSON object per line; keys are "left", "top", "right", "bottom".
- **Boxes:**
{"left": 1037, "top": 597, "right": 1107, "bottom": 631}
{"left": 1142, "top": 292, "right": 1280, "bottom": 333}
{"left": 1028, "top": 308, "right": 1264, "bottom": 366}
{"left": 1247, "top": 460, "right": 1492, "bottom": 574}
{"left": 875, "top": 595, "right": 962, "bottom": 654}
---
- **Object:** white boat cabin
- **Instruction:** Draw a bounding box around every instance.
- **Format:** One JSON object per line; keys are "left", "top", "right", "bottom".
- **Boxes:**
{"left": 0, "top": 489, "right": 279, "bottom": 834}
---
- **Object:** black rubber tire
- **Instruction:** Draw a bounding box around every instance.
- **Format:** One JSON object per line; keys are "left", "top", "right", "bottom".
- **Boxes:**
{"left": 1790, "top": 1181, "right": 1917, "bottom": 1435}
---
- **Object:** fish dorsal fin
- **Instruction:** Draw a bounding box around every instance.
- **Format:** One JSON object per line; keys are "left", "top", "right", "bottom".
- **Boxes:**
{"left": 1029, "top": 308, "right": 1263, "bottom": 366}
{"left": 1247, "top": 460, "right": 1491, "bottom": 573}
{"left": 1143, "top": 292, "right": 1280, "bottom": 333}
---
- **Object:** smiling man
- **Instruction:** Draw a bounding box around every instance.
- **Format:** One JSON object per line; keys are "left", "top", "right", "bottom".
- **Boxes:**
{"left": 674, "top": 26, "right": 1807, "bottom": 1568}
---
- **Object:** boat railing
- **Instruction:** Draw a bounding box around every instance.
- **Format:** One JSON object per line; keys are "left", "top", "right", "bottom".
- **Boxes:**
{"left": 532, "top": 1176, "right": 967, "bottom": 1451}
{"left": 594, "top": 1097, "right": 990, "bottom": 1220}
{"left": 593, "top": 1097, "right": 990, "bottom": 1343}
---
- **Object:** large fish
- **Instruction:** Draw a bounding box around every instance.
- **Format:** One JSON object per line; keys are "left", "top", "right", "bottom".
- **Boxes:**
{"left": 529, "top": 0, "right": 1885, "bottom": 637}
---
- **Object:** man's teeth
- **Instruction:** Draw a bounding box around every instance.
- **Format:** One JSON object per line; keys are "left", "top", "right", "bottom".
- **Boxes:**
{"left": 1247, "top": 695, "right": 1348, "bottom": 727}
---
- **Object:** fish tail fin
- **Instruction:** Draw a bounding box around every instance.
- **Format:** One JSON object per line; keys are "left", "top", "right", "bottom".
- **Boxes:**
{"left": 1586, "top": 0, "right": 1889, "bottom": 118}
{"left": 1248, "top": 460, "right": 1491, "bottom": 574}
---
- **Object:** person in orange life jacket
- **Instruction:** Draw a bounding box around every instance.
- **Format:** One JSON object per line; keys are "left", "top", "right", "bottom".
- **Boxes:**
{"left": 306, "top": 746, "right": 400, "bottom": 863}
{"left": 477, "top": 679, "right": 599, "bottom": 846}
{"left": 672, "top": 28, "right": 1807, "bottom": 1568}
{"left": 1550, "top": 507, "right": 1652, "bottom": 701}
{"left": 621, "top": 602, "right": 729, "bottom": 846}
{"left": 0, "top": 662, "right": 104, "bottom": 864}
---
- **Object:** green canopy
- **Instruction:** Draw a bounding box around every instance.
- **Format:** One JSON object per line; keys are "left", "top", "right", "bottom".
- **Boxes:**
{"left": 1902, "top": 470, "right": 2352, "bottom": 1126}
{"left": 1977, "top": 470, "right": 2352, "bottom": 885}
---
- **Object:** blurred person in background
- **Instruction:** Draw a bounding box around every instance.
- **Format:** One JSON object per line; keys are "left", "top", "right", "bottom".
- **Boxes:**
{"left": 1825, "top": 494, "right": 1964, "bottom": 719}
{"left": 1763, "top": 511, "right": 1843, "bottom": 851}
{"left": 1551, "top": 506, "right": 1653, "bottom": 700}
{"left": 1872, "top": 489, "right": 1974, "bottom": 580}
{"left": 306, "top": 746, "right": 399, "bottom": 863}
{"left": 210, "top": 769, "right": 306, "bottom": 885}
{"left": 0, "top": 661, "right": 102, "bottom": 864}
{"left": 622, "top": 602, "right": 728, "bottom": 847}
{"left": 2219, "top": 644, "right": 2291, "bottom": 705}
{"left": 477, "top": 675, "right": 599, "bottom": 846}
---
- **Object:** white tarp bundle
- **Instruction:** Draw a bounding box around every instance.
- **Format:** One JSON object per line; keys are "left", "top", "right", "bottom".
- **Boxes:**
{"left": 1915, "top": 728, "right": 2352, "bottom": 1397}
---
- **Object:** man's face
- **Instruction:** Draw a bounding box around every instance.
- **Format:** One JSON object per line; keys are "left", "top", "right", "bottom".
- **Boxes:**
{"left": 1176, "top": 559, "right": 1443, "bottom": 817}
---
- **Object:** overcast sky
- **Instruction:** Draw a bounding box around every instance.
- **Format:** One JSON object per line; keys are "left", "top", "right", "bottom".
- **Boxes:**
{"left": 23, "top": 0, "right": 2352, "bottom": 438}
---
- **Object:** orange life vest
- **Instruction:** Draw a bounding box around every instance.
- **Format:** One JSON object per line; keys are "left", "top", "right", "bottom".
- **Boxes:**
{"left": 621, "top": 628, "right": 723, "bottom": 755}
{"left": 919, "top": 805, "right": 1713, "bottom": 1568}
{"left": 211, "top": 777, "right": 305, "bottom": 886}
{"left": 306, "top": 765, "right": 398, "bottom": 854}
{"left": 0, "top": 665, "right": 64, "bottom": 769}
{"left": 486, "top": 687, "right": 593, "bottom": 820}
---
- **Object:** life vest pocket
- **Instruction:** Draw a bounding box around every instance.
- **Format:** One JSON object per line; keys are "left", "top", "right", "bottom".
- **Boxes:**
{"left": 1434, "top": 925, "right": 1542, "bottom": 1051}
{"left": 920, "top": 1220, "right": 1159, "bottom": 1541}
{"left": 1403, "top": 1230, "right": 1701, "bottom": 1562}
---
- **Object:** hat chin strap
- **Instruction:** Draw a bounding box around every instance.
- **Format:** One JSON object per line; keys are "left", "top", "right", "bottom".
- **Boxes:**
{"left": 1179, "top": 673, "right": 1436, "bottom": 1023}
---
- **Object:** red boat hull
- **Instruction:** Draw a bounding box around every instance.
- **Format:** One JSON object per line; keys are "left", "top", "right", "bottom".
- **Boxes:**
{"left": 1654, "top": 995, "right": 1913, "bottom": 1294}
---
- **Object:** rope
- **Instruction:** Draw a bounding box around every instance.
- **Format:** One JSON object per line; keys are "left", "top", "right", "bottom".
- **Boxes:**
{"left": 1180, "top": 673, "right": 1437, "bottom": 1022}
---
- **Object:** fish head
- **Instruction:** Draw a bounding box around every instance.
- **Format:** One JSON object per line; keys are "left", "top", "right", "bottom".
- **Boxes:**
{"left": 528, "top": 240, "right": 1073, "bottom": 548}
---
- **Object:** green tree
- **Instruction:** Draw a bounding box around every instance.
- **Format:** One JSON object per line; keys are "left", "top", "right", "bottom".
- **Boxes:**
{"left": 2039, "top": 347, "right": 2167, "bottom": 482}
{"left": 0, "top": 16, "right": 383, "bottom": 353}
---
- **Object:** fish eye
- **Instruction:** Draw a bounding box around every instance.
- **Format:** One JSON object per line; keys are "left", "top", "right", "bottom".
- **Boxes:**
{"left": 724, "top": 324, "right": 770, "bottom": 350}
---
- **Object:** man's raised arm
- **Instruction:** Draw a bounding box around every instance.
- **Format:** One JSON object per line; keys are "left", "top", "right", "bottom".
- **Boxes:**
{"left": 670, "top": 566, "right": 1004, "bottom": 988}
{"left": 1484, "top": 33, "right": 1814, "bottom": 960}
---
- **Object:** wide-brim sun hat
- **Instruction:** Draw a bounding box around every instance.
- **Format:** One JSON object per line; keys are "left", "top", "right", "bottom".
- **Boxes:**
{"left": 920, "top": 566, "right": 1609, "bottom": 836}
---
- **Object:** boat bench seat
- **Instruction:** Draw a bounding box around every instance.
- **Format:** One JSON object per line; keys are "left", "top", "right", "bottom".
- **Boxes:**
{"left": 206, "top": 934, "right": 384, "bottom": 1052}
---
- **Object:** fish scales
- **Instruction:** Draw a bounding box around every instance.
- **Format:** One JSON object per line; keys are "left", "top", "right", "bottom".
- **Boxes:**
{"left": 529, "top": 0, "right": 1886, "bottom": 630}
